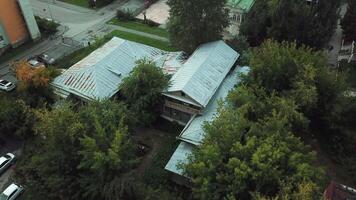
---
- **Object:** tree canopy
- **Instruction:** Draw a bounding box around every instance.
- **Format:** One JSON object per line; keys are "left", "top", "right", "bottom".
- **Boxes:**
{"left": 119, "top": 59, "right": 170, "bottom": 126}
{"left": 14, "top": 101, "right": 138, "bottom": 200}
{"left": 167, "top": 0, "right": 229, "bottom": 53}
{"left": 182, "top": 39, "right": 356, "bottom": 198}
{"left": 241, "top": 0, "right": 340, "bottom": 49}
{"left": 0, "top": 95, "right": 34, "bottom": 139}
{"left": 13, "top": 60, "right": 60, "bottom": 107}
{"left": 183, "top": 86, "right": 324, "bottom": 200}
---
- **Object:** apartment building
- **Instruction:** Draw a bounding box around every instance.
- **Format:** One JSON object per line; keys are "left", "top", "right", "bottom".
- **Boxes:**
{"left": 0, "top": 0, "right": 40, "bottom": 54}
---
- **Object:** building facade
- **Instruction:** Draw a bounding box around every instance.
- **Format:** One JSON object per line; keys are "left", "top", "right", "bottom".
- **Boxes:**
{"left": 226, "top": 0, "right": 255, "bottom": 36}
{"left": 162, "top": 41, "right": 240, "bottom": 125}
{"left": 0, "top": 0, "right": 40, "bottom": 55}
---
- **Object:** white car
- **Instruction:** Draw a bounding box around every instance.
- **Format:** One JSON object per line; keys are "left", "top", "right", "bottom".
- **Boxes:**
{"left": 0, "top": 183, "right": 24, "bottom": 200}
{"left": 0, "top": 153, "right": 15, "bottom": 174}
{"left": 0, "top": 80, "right": 15, "bottom": 92}
{"left": 28, "top": 59, "right": 42, "bottom": 68}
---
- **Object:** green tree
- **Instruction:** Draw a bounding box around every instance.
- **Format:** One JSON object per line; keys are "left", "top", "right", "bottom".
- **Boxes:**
{"left": 227, "top": 35, "right": 251, "bottom": 66}
{"left": 241, "top": 0, "right": 340, "bottom": 49}
{"left": 247, "top": 40, "right": 356, "bottom": 185}
{"left": 14, "top": 103, "right": 84, "bottom": 200}
{"left": 183, "top": 86, "right": 324, "bottom": 199}
{"left": 167, "top": 0, "right": 229, "bottom": 53}
{"left": 247, "top": 40, "right": 348, "bottom": 118}
{"left": 119, "top": 59, "right": 169, "bottom": 126}
{"left": 14, "top": 101, "right": 138, "bottom": 200}
{"left": 0, "top": 95, "right": 34, "bottom": 139}
{"left": 77, "top": 101, "right": 138, "bottom": 200}
{"left": 341, "top": 0, "right": 356, "bottom": 41}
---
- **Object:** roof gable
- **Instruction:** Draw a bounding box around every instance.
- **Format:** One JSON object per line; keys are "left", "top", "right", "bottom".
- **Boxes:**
{"left": 179, "top": 66, "right": 249, "bottom": 145}
{"left": 52, "top": 37, "right": 182, "bottom": 101}
{"left": 167, "top": 40, "right": 239, "bottom": 107}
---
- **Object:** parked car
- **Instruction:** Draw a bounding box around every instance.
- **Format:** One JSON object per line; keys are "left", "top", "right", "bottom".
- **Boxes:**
{"left": 28, "top": 59, "right": 43, "bottom": 68}
{"left": 37, "top": 54, "right": 55, "bottom": 65}
{"left": 0, "top": 153, "right": 15, "bottom": 175}
{"left": 0, "top": 80, "right": 15, "bottom": 92}
{"left": 0, "top": 183, "right": 24, "bottom": 200}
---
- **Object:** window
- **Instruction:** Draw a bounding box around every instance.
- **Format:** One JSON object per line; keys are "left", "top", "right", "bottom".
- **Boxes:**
{"left": 8, "top": 189, "right": 18, "bottom": 200}
{"left": 0, "top": 36, "right": 3, "bottom": 41}
{"left": 0, "top": 160, "right": 9, "bottom": 169}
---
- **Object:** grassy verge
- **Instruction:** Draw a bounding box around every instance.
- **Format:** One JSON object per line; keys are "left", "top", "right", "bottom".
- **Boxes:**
{"left": 59, "top": 0, "right": 89, "bottom": 8}
{"left": 108, "top": 18, "right": 169, "bottom": 38}
{"left": 56, "top": 36, "right": 111, "bottom": 68}
{"left": 56, "top": 29, "right": 177, "bottom": 69}
{"left": 110, "top": 30, "right": 176, "bottom": 51}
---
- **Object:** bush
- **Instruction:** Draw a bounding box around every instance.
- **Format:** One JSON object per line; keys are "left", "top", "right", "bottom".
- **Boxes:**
{"left": 144, "top": 19, "right": 160, "bottom": 27}
{"left": 0, "top": 95, "right": 35, "bottom": 139}
{"left": 88, "top": 0, "right": 113, "bottom": 8}
{"left": 35, "top": 16, "right": 59, "bottom": 35}
{"left": 117, "top": 9, "right": 135, "bottom": 21}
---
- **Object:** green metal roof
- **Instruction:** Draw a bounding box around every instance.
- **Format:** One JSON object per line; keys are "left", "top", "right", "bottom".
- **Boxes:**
{"left": 227, "top": 0, "right": 255, "bottom": 12}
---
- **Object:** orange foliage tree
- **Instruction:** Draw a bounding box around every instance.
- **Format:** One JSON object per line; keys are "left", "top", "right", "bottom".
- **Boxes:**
{"left": 13, "top": 61, "right": 51, "bottom": 90}
{"left": 12, "top": 60, "right": 60, "bottom": 107}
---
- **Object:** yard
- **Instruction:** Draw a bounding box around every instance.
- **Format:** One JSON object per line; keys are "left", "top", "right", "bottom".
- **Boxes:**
{"left": 108, "top": 18, "right": 169, "bottom": 38}
{"left": 110, "top": 30, "right": 176, "bottom": 51}
{"left": 56, "top": 27, "right": 176, "bottom": 69}
{"left": 56, "top": 36, "right": 112, "bottom": 68}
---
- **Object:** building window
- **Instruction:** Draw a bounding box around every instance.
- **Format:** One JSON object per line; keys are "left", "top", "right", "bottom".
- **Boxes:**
{"left": 181, "top": 92, "right": 185, "bottom": 97}
{"left": 0, "top": 36, "right": 3, "bottom": 41}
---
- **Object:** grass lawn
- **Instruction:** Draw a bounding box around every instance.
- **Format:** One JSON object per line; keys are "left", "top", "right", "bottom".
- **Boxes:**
{"left": 108, "top": 19, "right": 169, "bottom": 38}
{"left": 56, "top": 30, "right": 177, "bottom": 69}
{"left": 59, "top": 0, "right": 89, "bottom": 8}
{"left": 110, "top": 30, "right": 177, "bottom": 51}
{"left": 56, "top": 36, "right": 112, "bottom": 68}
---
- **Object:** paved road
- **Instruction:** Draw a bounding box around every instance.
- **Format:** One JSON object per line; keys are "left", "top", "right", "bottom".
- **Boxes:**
{"left": 326, "top": 4, "right": 348, "bottom": 66}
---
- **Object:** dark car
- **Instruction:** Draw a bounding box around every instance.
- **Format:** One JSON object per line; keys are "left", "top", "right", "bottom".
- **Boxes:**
{"left": 37, "top": 54, "right": 55, "bottom": 65}
{"left": 136, "top": 143, "right": 150, "bottom": 156}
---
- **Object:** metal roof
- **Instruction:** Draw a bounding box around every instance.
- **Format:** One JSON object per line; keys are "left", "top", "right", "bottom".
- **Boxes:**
{"left": 165, "top": 41, "right": 239, "bottom": 107}
{"left": 164, "top": 141, "right": 193, "bottom": 176}
{"left": 227, "top": 0, "right": 255, "bottom": 12}
{"left": 165, "top": 66, "right": 250, "bottom": 175}
{"left": 179, "top": 66, "right": 249, "bottom": 145}
{"left": 52, "top": 37, "right": 184, "bottom": 101}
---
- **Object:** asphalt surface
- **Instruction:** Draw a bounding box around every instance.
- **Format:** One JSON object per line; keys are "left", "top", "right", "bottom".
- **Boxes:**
{"left": 0, "top": 136, "right": 23, "bottom": 191}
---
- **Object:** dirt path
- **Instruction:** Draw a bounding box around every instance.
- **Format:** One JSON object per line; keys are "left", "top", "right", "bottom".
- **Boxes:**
{"left": 131, "top": 128, "right": 168, "bottom": 175}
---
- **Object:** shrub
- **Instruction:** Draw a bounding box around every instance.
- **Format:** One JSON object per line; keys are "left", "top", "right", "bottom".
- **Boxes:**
{"left": 116, "top": 9, "right": 134, "bottom": 21}
{"left": 35, "top": 16, "right": 59, "bottom": 35}
{"left": 144, "top": 19, "right": 160, "bottom": 27}
{"left": 88, "top": 0, "right": 114, "bottom": 8}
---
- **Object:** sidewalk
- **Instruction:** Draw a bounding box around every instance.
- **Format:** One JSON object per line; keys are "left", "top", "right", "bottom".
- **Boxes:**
{"left": 37, "top": 0, "right": 95, "bottom": 13}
